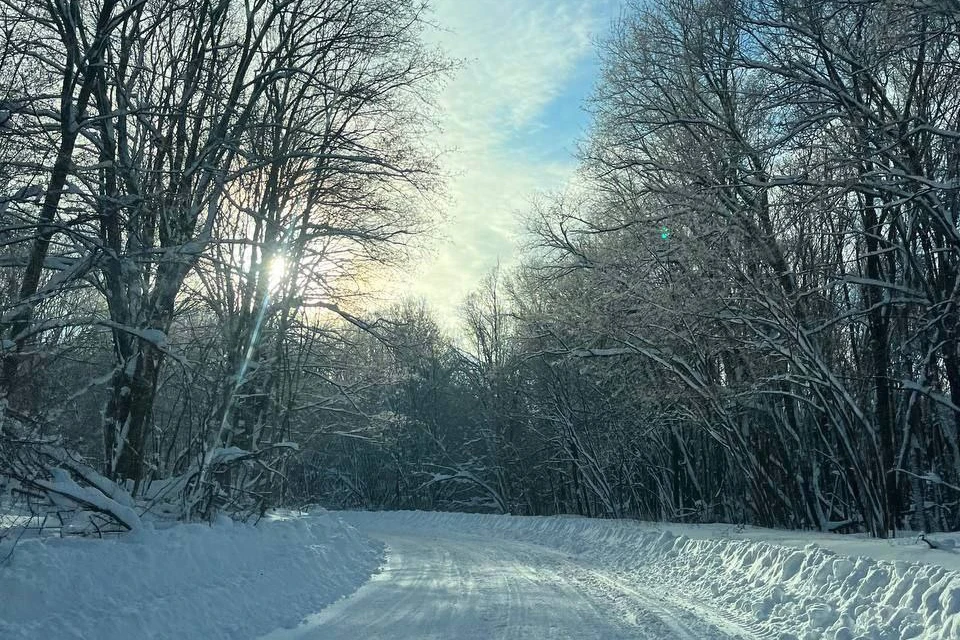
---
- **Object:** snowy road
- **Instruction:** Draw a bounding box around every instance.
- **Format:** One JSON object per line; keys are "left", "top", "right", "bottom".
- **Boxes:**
{"left": 8, "top": 510, "right": 955, "bottom": 640}
{"left": 262, "top": 520, "right": 756, "bottom": 640}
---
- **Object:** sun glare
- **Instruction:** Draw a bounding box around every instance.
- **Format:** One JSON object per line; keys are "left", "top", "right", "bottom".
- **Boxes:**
{"left": 268, "top": 256, "right": 288, "bottom": 290}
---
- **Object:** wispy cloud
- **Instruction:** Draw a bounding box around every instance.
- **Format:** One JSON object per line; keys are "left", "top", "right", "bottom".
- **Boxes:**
{"left": 398, "top": 0, "right": 618, "bottom": 327}
{"left": 431, "top": 1, "right": 593, "bottom": 142}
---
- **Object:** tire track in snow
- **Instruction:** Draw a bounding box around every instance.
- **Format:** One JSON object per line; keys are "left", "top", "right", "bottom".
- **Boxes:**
{"left": 613, "top": 571, "right": 780, "bottom": 640}
{"left": 262, "top": 524, "right": 754, "bottom": 639}
{"left": 509, "top": 541, "right": 762, "bottom": 640}
{"left": 571, "top": 566, "right": 764, "bottom": 640}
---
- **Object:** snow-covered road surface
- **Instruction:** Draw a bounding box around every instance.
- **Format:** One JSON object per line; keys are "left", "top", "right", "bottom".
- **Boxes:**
{"left": 262, "top": 523, "right": 755, "bottom": 640}
{"left": 7, "top": 508, "right": 957, "bottom": 639}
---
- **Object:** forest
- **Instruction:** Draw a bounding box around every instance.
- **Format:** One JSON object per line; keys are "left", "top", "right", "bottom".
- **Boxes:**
{"left": 1, "top": 0, "right": 959, "bottom": 541}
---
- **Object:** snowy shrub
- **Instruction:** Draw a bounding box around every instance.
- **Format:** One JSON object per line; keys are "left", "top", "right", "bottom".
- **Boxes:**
{"left": 0, "top": 410, "right": 140, "bottom": 551}
{"left": 176, "top": 442, "right": 300, "bottom": 523}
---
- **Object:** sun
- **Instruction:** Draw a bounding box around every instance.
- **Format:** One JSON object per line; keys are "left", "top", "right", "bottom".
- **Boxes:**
{"left": 267, "top": 256, "right": 288, "bottom": 290}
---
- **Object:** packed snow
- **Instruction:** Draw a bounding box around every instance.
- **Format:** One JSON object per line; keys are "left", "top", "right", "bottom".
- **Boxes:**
{"left": 2, "top": 509, "right": 959, "bottom": 639}
{"left": 261, "top": 527, "right": 748, "bottom": 639}
{"left": 333, "top": 511, "right": 960, "bottom": 640}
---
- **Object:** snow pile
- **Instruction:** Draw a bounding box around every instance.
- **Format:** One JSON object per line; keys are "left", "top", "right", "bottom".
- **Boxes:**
{"left": 1, "top": 511, "right": 383, "bottom": 640}
{"left": 344, "top": 511, "right": 959, "bottom": 640}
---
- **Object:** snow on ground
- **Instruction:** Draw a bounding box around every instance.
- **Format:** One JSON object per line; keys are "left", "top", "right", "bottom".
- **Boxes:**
{"left": 262, "top": 519, "right": 755, "bottom": 639}
{"left": 3, "top": 508, "right": 958, "bottom": 639}
{"left": 0, "top": 510, "right": 383, "bottom": 640}
{"left": 338, "top": 511, "right": 960, "bottom": 640}
{"left": 640, "top": 521, "right": 960, "bottom": 574}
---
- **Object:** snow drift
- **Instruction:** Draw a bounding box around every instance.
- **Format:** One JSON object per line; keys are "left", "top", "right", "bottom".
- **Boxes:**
{"left": 0, "top": 511, "right": 383, "bottom": 640}
{"left": 343, "top": 511, "right": 960, "bottom": 640}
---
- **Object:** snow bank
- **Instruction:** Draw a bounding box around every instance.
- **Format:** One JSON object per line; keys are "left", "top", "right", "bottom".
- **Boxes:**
{"left": 1, "top": 511, "right": 383, "bottom": 640}
{"left": 344, "top": 511, "right": 959, "bottom": 640}
{"left": 650, "top": 521, "right": 960, "bottom": 574}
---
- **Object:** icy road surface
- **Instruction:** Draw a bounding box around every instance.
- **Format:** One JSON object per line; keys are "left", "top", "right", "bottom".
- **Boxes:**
{"left": 263, "top": 521, "right": 757, "bottom": 640}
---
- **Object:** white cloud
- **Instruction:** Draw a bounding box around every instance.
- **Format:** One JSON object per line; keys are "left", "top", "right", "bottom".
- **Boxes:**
{"left": 388, "top": 0, "right": 617, "bottom": 327}
{"left": 430, "top": 0, "right": 594, "bottom": 142}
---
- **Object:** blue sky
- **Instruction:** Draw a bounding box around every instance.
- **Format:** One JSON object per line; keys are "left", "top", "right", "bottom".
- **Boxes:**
{"left": 514, "top": 53, "right": 603, "bottom": 164}
{"left": 404, "top": 0, "right": 622, "bottom": 326}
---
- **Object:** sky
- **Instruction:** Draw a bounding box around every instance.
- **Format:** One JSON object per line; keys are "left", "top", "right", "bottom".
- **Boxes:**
{"left": 402, "top": 0, "right": 622, "bottom": 327}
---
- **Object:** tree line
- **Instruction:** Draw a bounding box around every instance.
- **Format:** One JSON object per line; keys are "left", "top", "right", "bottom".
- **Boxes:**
{"left": 301, "top": 0, "right": 960, "bottom": 539}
